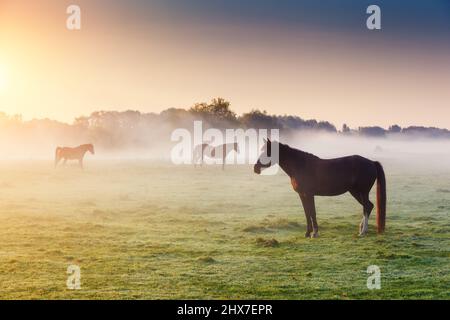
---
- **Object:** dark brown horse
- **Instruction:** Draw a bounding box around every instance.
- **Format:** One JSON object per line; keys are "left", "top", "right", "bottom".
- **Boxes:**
{"left": 55, "top": 144, "right": 95, "bottom": 169}
{"left": 254, "top": 139, "right": 386, "bottom": 237}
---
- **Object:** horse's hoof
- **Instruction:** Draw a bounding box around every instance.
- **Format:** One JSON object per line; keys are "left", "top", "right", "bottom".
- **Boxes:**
{"left": 359, "top": 232, "right": 367, "bottom": 237}
{"left": 311, "top": 233, "right": 319, "bottom": 238}
{"left": 305, "top": 232, "right": 311, "bottom": 238}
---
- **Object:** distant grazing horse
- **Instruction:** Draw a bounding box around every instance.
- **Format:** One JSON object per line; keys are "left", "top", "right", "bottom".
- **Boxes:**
{"left": 254, "top": 139, "right": 386, "bottom": 237}
{"left": 193, "top": 142, "right": 239, "bottom": 170}
{"left": 55, "top": 144, "right": 95, "bottom": 169}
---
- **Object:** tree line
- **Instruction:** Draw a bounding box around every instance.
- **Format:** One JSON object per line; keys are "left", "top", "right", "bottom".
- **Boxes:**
{"left": 0, "top": 98, "right": 449, "bottom": 153}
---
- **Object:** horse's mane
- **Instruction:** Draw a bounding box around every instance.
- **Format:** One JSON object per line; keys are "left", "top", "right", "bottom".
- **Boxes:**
{"left": 279, "top": 142, "right": 319, "bottom": 162}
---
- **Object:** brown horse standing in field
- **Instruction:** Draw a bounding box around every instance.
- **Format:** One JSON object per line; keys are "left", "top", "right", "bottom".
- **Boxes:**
{"left": 55, "top": 144, "right": 95, "bottom": 169}
{"left": 254, "top": 140, "right": 386, "bottom": 237}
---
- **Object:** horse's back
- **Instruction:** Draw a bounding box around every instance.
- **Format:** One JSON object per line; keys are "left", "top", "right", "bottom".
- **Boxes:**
{"left": 309, "top": 155, "right": 377, "bottom": 195}
{"left": 320, "top": 154, "right": 376, "bottom": 174}
{"left": 320, "top": 154, "right": 373, "bottom": 168}
{"left": 58, "top": 146, "right": 82, "bottom": 159}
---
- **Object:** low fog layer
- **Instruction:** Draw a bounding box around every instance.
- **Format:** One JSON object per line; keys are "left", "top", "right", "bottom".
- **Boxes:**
{"left": 1, "top": 125, "right": 450, "bottom": 174}
{"left": 284, "top": 132, "right": 450, "bottom": 172}
{"left": 1, "top": 98, "right": 449, "bottom": 172}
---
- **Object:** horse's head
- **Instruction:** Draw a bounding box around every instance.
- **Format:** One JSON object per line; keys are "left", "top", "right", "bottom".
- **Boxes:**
{"left": 87, "top": 144, "right": 95, "bottom": 155}
{"left": 234, "top": 141, "right": 240, "bottom": 153}
{"left": 254, "top": 139, "right": 277, "bottom": 174}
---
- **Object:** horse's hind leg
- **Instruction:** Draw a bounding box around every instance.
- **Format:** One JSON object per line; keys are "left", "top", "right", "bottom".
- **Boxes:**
{"left": 361, "top": 193, "right": 374, "bottom": 235}
{"left": 350, "top": 190, "right": 373, "bottom": 235}
{"left": 350, "top": 191, "right": 365, "bottom": 234}
{"left": 193, "top": 152, "right": 198, "bottom": 167}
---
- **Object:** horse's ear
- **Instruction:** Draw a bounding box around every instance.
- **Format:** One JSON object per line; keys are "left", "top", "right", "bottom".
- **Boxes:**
{"left": 266, "top": 138, "right": 272, "bottom": 156}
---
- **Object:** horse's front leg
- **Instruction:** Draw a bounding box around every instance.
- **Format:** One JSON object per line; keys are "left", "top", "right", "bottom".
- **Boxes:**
{"left": 299, "top": 194, "right": 314, "bottom": 238}
{"left": 222, "top": 154, "right": 225, "bottom": 170}
{"left": 308, "top": 196, "right": 319, "bottom": 238}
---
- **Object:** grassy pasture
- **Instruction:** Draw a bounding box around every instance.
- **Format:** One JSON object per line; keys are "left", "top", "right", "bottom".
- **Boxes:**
{"left": 0, "top": 160, "right": 448, "bottom": 299}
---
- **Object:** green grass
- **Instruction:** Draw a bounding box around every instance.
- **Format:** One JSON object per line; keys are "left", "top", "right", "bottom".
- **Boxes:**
{"left": 0, "top": 160, "right": 448, "bottom": 299}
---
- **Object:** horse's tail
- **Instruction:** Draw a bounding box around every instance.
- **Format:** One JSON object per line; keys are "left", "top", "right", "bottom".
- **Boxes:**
{"left": 55, "top": 147, "right": 62, "bottom": 167}
{"left": 374, "top": 161, "right": 386, "bottom": 233}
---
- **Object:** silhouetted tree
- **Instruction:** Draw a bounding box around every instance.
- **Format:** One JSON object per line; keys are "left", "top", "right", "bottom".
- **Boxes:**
{"left": 342, "top": 124, "right": 350, "bottom": 133}
{"left": 388, "top": 124, "right": 401, "bottom": 133}
{"left": 189, "top": 98, "right": 238, "bottom": 128}
{"left": 358, "top": 126, "right": 386, "bottom": 137}
{"left": 240, "top": 109, "right": 280, "bottom": 129}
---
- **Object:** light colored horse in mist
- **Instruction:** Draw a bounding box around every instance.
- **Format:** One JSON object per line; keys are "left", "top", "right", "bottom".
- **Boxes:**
{"left": 193, "top": 142, "right": 239, "bottom": 170}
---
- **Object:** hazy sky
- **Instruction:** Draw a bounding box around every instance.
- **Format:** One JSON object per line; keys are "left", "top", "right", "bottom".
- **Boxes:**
{"left": 1, "top": 0, "right": 450, "bottom": 128}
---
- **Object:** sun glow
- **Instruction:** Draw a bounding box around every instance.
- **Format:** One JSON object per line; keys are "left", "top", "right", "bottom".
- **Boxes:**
{"left": 0, "top": 64, "right": 8, "bottom": 94}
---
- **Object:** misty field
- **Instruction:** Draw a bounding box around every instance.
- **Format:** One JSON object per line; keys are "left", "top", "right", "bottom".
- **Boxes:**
{"left": 0, "top": 160, "right": 448, "bottom": 299}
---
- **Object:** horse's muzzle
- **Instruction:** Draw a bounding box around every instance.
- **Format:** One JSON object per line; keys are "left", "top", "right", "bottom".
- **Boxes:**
{"left": 254, "top": 164, "right": 261, "bottom": 174}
